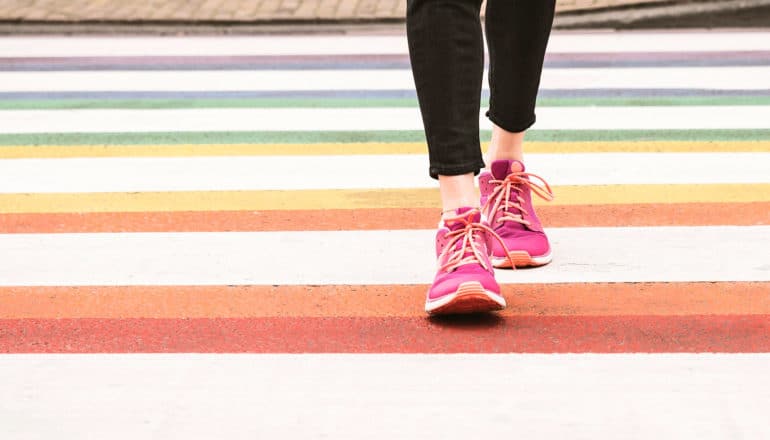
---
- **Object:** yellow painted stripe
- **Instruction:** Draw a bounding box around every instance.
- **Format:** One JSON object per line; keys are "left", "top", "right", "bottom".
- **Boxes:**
{"left": 2, "top": 184, "right": 768, "bottom": 213}
{"left": 1, "top": 141, "right": 768, "bottom": 158}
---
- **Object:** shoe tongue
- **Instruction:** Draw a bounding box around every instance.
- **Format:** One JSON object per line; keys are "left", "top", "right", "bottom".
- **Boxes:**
{"left": 490, "top": 159, "right": 525, "bottom": 180}
{"left": 441, "top": 208, "right": 485, "bottom": 264}
{"left": 444, "top": 207, "right": 481, "bottom": 231}
{"left": 489, "top": 161, "right": 528, "bottom": 231}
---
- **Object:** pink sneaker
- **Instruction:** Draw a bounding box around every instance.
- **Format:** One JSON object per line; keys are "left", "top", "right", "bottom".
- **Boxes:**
{"left": 425, "top": 207, "right": 512, "bottom": 315}
{"left": 480, "top": 159, "right": 555, "bottom": 268}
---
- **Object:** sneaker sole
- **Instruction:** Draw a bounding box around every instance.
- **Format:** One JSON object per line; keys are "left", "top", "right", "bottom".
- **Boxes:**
{"left": 491, "top": 250, "right": 552, "bottom": 269}
{"left": 425, "top": 281, "right": 506, "bottom": 315}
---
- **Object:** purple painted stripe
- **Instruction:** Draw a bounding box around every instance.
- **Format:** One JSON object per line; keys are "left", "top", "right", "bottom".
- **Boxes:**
{"left": 2, "top": 89, "right": 769, "bottom": 101}
{"left": 1, "top": 51, "right": 769, "bottom": 71}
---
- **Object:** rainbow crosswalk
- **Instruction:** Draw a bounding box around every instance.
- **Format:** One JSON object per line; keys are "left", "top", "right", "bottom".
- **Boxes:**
{"left": 1, "top": 30, "right": 770, "bottom": 437}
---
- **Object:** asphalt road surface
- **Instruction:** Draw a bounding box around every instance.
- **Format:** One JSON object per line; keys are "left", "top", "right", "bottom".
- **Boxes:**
{"left": 1, "top": 29, "right": 769, "bottom": 438}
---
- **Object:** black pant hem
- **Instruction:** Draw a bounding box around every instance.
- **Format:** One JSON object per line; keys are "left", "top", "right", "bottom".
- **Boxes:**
{"left": 486, "top": 110, "right": 537, "bottom": 134}
{"left": 429, "top": 160, "right": 487, "bottom": 180}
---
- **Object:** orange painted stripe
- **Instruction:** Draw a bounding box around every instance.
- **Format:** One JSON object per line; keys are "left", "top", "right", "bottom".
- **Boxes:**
{"left": 2, "top": 283, "right": 768, "bottom": 319}
{"left": 1, "top": 202, "right": 768, "bottom": 233}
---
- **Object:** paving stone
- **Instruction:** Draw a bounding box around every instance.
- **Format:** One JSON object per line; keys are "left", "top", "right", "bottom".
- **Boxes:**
{"left": 0, "top": 0, "right": 675, "bottom": 22}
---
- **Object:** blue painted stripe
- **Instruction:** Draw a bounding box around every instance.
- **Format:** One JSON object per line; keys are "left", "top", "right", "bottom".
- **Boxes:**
{"left": 1, "top": 89, "right": 769, "bottom": 101}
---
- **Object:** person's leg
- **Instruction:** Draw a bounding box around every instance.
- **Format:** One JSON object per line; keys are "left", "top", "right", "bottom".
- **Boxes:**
{"left": 479, "top": 0, "right": 557, "bottom": 268}
{"left": 438, "top": 174, "right": 478, "bottom": 215}
{"left": 487, "top": 128, "right": 525, "bottom": 164}
{"left": 483, "top": 0, "right": 556, "bottom": 166}
{"left": 406, "top": 0, "right": 486, "bottom": 206}
{"left": 407, "top": 0, "right": 507, "bottom": 315}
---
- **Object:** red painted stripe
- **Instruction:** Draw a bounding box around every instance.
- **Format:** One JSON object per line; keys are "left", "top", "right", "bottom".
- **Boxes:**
{"left": 2, "top": 316, "right": 768, "bottom": 353}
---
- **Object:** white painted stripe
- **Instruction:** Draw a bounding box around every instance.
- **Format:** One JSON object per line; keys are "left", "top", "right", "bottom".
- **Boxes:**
{"left": 2, "top": 67, "right": 770, "bottom": 92}
{"left": 2, "top": 31, "right": 770, "bottom": 57}
{"left": 1, "top": 153, "right": 767, "bottom": 193}
{"left": 1, "top": 106, "right": 769, "bottom": 134}
{"left": 1, "top": 354, "right": 768, "bottom": 440}
{"left": 0, "top": 35, "right": 413, "bottom": 57}
{"left": 1, "top": 227, "right": 767, "bottom": 285}
{"left": 548, "top": 30, "right": 770, "bottom": 53}
{"left": 0, "top": 70, "right": 414, "bottom": 92}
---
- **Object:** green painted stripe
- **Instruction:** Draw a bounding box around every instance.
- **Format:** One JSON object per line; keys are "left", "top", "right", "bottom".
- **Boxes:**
{"left": 3, "top": 130, "right": 770, "bottom": 146}
{"left": 3, "top": 96, "right": 770, "bottom": 110}
{"left": 538, "top": 96, "right": 770, "bottom": 107}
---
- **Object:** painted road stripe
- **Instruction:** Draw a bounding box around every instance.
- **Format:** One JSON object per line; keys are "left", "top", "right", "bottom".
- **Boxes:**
{"left": 0, "top": 202, "right": 767, "bottom": 233}
{"left": 3, "top": 68, "right": 770, "bottom": 92}
{"left": 2, "top": 203, "right": 767, "bottom": 234}
{"left": 4, "top": 88, "right": 770, "bottom": 102}
{"left": 2, "top": 283, "right": 768, "bottom": 318}
{"left": 4, "top": 51, "right": 770, "bottom": 71}
{"left": 7, "top": 95, "right": 770, "bottom": 111}
{"left": 1, "top": 184, "right": 767, "bottom": 213}
{"left": 2, "top": 107, "right": 770, "bottom": 134}
{"left": 1, "top": 153, "right": 767, "bottom": 193}
{"left": 4, "top": 95, "right": 770, "bottom": 111}
{"left": 2, "top": 141, "right": 770, "bottom": 158}
{"left": 4, "top": 129, "right": 770, "bottom": 146}
{"left": 2, "top": 316, "right": 769, "bottom": 353}
{"left": 3, "top": 32, "right": 770, "bottom": 56}
{"left": 2, "top": 141, "right": 768, "bottom": 159}
{"left": 1, "top": 226, "right": 768, "bottom": 285}
{"left": 1, "top": 354, "right": 768, "bottom": 438}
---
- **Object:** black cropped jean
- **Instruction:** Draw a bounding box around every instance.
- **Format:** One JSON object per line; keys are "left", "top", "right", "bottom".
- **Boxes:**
{"left": 406, "top": 0, "right": 556, "bottom": 179}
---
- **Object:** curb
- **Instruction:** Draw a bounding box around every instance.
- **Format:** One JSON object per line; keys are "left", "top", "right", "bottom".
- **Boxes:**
{"left": 0, "top": 0, "right": 769, "bottom": 34}
{"left": 554, "top": 0, "right": 770, "bottom": 29}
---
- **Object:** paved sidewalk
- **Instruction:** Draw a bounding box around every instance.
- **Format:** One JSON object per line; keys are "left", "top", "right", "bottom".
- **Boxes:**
{"left": 1, "top": 0, "right": 670, "bottom": 22}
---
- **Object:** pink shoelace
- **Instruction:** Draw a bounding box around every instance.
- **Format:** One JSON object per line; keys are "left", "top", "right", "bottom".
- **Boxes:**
{"left": 438, "top": 208, "right": 515, "bottom": 273}
{"left": 483, "top": 171, "right": 555, "bottom": 227}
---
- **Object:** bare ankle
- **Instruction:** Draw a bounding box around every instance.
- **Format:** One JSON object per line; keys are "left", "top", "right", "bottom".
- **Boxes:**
{"left": 486, "top": 123, "right": 525, "bottom": 167}
{"left": 438, "top": 173, "right": 477, "bottom": 216}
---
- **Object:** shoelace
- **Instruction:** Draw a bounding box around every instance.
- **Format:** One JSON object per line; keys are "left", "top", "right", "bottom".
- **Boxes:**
{"left": 483, "top": 171, "right": 554, "bottom": 227}
{"left": 438, "top": 209, "right": 515, "bottom": 273}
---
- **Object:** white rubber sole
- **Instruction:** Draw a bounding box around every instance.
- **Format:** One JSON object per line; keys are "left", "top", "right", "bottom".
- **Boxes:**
{"left": 491, "top": 249, "right": 553, "bottom": 269}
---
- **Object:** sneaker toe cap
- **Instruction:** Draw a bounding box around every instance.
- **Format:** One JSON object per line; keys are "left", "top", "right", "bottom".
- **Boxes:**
{"left": 428, "top": 266, "right": 500, "bottom": 300}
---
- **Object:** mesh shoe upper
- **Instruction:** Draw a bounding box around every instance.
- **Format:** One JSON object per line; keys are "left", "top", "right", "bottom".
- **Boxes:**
{"left": 479, "top": 159, "right": 554, "bottom": 259}
{"left": 428, "top": 207, "right": 500, "bottom": 300}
